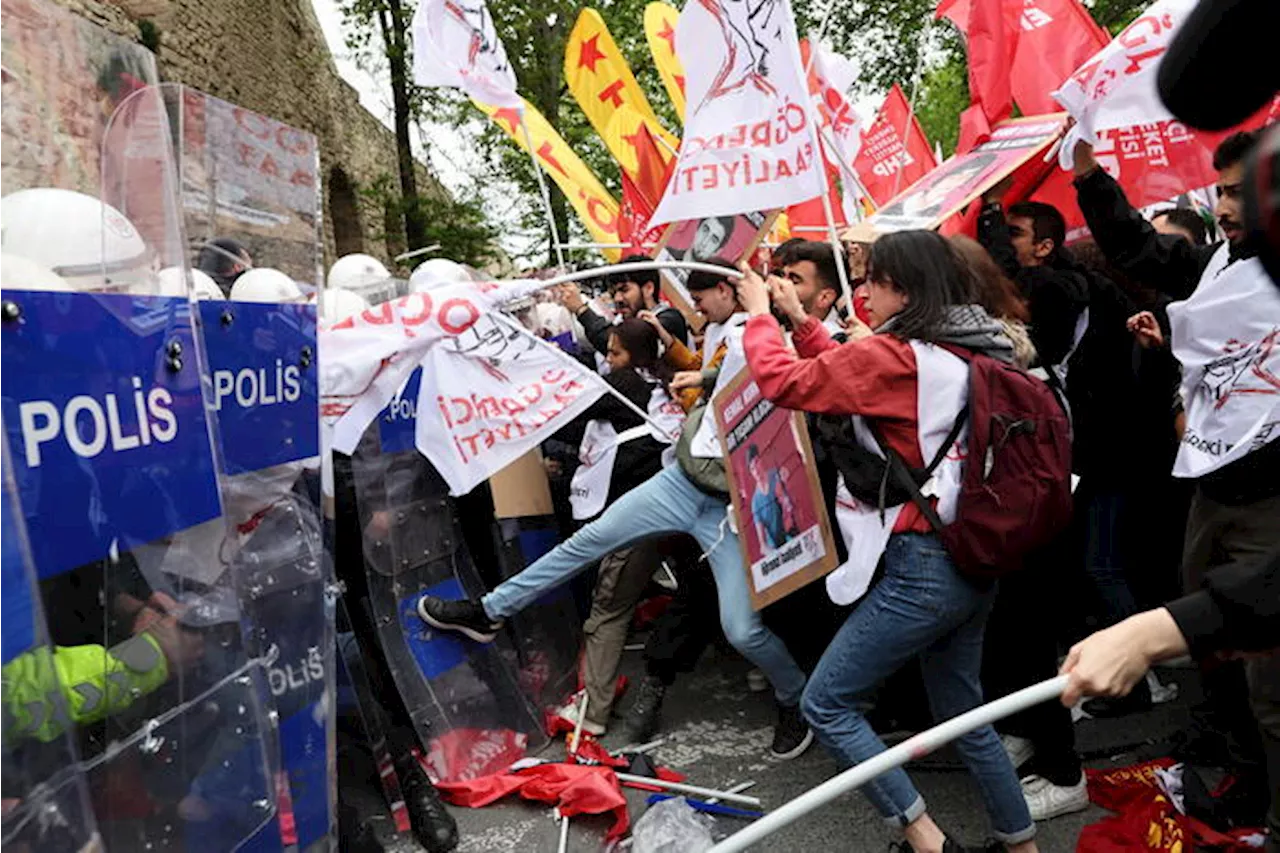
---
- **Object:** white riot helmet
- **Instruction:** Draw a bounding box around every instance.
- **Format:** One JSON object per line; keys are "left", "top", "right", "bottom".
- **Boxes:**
{"left": 1, "top": 254, "right": 73, "bottom": 291}
{"left": 320, "top": 287, "right": 369, "bottom": 322}
{"left": 156, "top": 266, "right": 224, "bottom": 300}
{"left": 0, "top": 188, "right": 153, "bottom": 293}
{"left": 231, "top": 267, "right": 304, "bottom": 303}
{"left": 409, "top": 258, "right": 470, "bottom": 292}
{"left": 327, "top": 253, "right": 391, "bottom": 292}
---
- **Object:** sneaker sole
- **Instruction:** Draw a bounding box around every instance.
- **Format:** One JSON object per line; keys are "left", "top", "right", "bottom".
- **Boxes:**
{"left": 417, "top": 599, "right": 499, "bottom": 643}
{"left": 1028, "top": 793, "right": 1089, "bottom": 822}
{"left": 770, "top": 728, "right": 814, "bottom": 760}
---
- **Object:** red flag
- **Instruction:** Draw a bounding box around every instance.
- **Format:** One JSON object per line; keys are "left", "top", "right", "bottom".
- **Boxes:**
{"left": 435, "top": 763, "right": 630, "bottom": 839}
{"left": 1008, "top": 0, "right": 1109, "bottom": 115}
{"left": 617, "top": 122, "right": 673, "bottom": 250}
{"left": 853, "top": 84, "right": 938, "bottom": 206}
{"left": 786, "top": 160, "right": 848, "bottom": 236}
{"left": 941, "top": 0, "right": 1108, "bottom": 148}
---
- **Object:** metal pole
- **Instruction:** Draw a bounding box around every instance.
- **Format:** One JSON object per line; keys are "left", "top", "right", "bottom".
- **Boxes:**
{"left": 614, "top": 773, "right": 764, "bottom": 808}
{"left": 893, "top": 22, "right": 933, "bottom": 200}
{"left": 518, "top": 111, "right": 568, "bottom": 269}
{"left": 707, "top": 677, "right": 1069, "bottom": 853}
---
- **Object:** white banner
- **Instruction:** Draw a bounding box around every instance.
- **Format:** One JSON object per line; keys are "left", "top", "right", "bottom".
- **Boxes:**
{"left": 1168, "top": 247, "right": 1280, "bottom": 479}
{"left": 648, "top": 0, "right": 824, "bottom": 227}
{"left": 320, "top": 276, "right": 602, "bottom": 495}
{"left": 1052, "top": 0, "right": 1196, "bottom": 166}
{"left": 808, "top": 43, "right": 865, "bottom": 216}
{"left": 411, "top": 0, "right": 522, "bottom": 109}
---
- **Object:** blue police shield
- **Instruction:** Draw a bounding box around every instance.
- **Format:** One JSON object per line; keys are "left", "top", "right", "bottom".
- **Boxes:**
{"left": 0, "top": 15, "right": 279, "bottom": 845}
{"left": 1, "top": 438, "right": 101, "bottom": 852}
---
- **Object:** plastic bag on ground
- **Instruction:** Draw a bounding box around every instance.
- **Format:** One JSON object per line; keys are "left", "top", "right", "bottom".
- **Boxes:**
{"left": 631, "top": 797, "right": 715, "bottom": 853}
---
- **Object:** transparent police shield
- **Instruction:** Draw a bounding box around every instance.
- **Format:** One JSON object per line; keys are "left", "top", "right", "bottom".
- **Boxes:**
{"left": 340, "top": 295, "right": 583, "bottom": 783}
{"left": 1, "top": 6, "right": 278, "bottom": 843}
{"left": 1, "top": 437, "right": 101, "bottom": 853}
{"left": 166, "top": 82, "right": 335, "bottom": 852}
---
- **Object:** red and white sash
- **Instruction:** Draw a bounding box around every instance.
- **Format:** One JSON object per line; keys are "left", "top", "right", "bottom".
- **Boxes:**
{"left": 1169, "top": 246, "right": 1280, "bottom": 478}
{"left": 826, "top": 342, "right": 970, "bottom": 605}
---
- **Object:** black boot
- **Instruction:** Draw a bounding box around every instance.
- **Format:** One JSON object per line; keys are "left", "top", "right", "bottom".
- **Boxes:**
{"left": 397, "top": 756, "right": 459, "bottom": 853}
{"left": 620, "top": 675, "right": 667, "bottom": 743}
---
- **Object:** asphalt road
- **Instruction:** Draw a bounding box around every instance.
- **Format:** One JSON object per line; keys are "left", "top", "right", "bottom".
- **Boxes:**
{"left": 432, "top": 648, "right": 1196, "bottom": 853}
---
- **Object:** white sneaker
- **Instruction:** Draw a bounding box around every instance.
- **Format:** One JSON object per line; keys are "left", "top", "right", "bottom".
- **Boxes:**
{"left": 1022, "top": 773, "right": 1089, "bottom": 821}
{"left": 554, "top": 697, "right": 606, "bottom": 737}
{"left": 746, "top": 668, "right": 769, "bottom": 693}
{"left": 1001, "top": 734, "right": 1036, "bottom": 768}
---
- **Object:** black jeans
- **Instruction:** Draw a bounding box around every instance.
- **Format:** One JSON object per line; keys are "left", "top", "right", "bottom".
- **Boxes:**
{"left": 643, "top": 536, "right": 719, "bottom": 685}
{"left": 982, "top": 565, "right": 1082, "bottom": 786}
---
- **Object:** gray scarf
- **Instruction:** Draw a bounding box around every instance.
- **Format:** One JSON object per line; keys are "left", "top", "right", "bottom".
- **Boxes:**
{"left": 881, "top": 304, "right": 1016, "bottom": 364}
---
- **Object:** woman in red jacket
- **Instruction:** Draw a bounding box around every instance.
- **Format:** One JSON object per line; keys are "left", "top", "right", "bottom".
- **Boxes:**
{"left": 739, "top": 230, "right": 1038, "bottom": 853}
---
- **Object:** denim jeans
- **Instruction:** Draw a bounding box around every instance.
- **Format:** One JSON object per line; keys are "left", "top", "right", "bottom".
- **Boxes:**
{"left": 1082, "top": 486, "right": 1139, "bottom": 626}
{"left": 801, "top": 533, "right": 1035, "bottom": 844}
{"left": 482, "top": 466, "right": 807, "bottom": 705}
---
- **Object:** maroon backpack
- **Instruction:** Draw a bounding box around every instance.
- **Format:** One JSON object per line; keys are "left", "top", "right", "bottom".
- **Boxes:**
{"left": 879, "top": 345, "right": 1073, "bottom": 581}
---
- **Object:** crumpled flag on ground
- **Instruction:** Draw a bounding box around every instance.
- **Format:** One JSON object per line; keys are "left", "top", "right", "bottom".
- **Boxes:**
{"left": 434, "top": 762, "right": 630, "bottom": 840}
{"left": 1080, "top": 759, "right": 1265, "bottom": 852}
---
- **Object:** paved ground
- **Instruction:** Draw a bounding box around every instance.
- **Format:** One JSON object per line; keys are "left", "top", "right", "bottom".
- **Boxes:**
{"left": 431, "top": 646, "right": 1196, "bottom": 853}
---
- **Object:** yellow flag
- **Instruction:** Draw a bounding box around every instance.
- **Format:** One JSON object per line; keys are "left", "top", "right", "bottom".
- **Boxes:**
{"left": 564, "top": 8, "right": 679, "bottom": 167}
{"left": 643, "top": 2, "right": 685, "bottom": 123}
{"left": 476, "top": 99, "right": 621, "bottom": 261}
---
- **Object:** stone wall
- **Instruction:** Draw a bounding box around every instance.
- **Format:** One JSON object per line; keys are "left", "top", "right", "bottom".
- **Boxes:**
{"left": 49, "top": 0, "right": 443, "bottom": 270}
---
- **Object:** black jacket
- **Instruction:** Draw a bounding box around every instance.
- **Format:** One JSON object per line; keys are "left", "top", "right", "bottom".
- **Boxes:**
{"left": 555, "top": 367, "right": 666, "bottom": 513}
{"left": 1166, "top": 546, "right": 1280, "bottom": 660}
{"left": 1073, "top": 167, "right": 1280, "bottom": 504}
{"left": 578, "top": 303, "right": 689, "bottom": 355}
{"left": 979, "top": 205, "right": 1176, "bottom": 482}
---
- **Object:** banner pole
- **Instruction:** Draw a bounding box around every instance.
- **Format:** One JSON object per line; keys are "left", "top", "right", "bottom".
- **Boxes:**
{"left": 518, "top": 111, "right": 568, "bottom": 269}
{"left": 707, "top": 677, "right": 1069, "bottom": 853}
{"left": 893, "top": 22, "right": 932, "bottom": 199}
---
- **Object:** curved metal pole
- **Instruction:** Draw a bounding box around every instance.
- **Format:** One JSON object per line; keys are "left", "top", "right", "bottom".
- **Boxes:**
{"left": 708, "top": 676, "right": 1070, "bottom": 853}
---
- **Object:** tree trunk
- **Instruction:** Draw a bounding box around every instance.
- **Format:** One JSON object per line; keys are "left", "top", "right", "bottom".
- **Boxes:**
{"left": 380, "top": 0, "right": 429, "bottom": 252}
{"left": 533, "top": 12, "right": 569, "bottom": 266}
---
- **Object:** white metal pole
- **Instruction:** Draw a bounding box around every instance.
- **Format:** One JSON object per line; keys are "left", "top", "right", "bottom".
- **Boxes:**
{"left": 707, "top": 677, "right": 1069, "bottom": 853}
{"left": 614, "top": 773, "right": 764, "bottom": 808}
{"left": 519, "top": 111, "right": 568, "bottom": 269}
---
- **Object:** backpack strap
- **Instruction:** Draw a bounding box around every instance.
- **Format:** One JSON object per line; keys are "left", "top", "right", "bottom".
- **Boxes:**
{"left": 866, "top": 407, "right": 967, "bottom": 531}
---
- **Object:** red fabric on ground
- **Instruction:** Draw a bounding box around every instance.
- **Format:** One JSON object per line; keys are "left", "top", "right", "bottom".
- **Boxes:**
{"left": 435, "top": 763, "right": 630, "bottom": 839}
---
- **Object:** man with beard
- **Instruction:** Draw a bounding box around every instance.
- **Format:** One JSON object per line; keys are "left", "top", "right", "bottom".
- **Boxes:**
{"left": 1073, "top": 129, "right": 1280, "bottom": 837}
{"left": 563, "top": 254, "right": 690, "bottom": 355}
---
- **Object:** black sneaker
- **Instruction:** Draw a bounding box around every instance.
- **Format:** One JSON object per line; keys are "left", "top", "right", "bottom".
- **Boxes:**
{"left": 1081, "top": 676, "right": 1152, "bottom": 719}
{"left": 770, "top": 702, "right": 814, "bottom": 759}
{"left": 417, "top": 596, "right": 502, "bottom": 643}
{"left": 620, "top": 675, "right": 667, "bottom": 743}
{"left": 397, "top": 758, "right": 459, "bottom": 853}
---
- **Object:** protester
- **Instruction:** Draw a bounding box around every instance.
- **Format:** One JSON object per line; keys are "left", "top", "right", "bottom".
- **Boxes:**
{"left": 415, "top": 262, "right": 814, "bottom": 759}
{"left": 196, "top": 236, "right": 251, "bottom": 296}
{"left": 549, "top": 319, "right": 681, "bottom": 735}
{"left": 740, "top": 231, "right": 1038, "bottom": 852}
{"left": 1073, "top": 127, "right": 1280, "bottom": 840}
{"left": 949, "top": 236, "right": 1035, "bottom": 368}
{"left": 1152, "top": 207, "right": 1211, "bottom": 246}
{"left": 561, "top": 254, "right": 690, "bottom": 351}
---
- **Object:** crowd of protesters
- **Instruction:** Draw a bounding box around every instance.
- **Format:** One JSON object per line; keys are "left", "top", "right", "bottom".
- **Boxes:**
{"left": 414, "top": 127, "right": 1279, "bottom": 853}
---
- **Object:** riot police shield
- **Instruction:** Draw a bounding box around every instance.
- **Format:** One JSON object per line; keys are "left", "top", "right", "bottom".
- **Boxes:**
{"left": 340, "top": 295, "right": 584, "bottom": 783}
{"left": 1, "top": 437, "right": 101, "bottom": 852}
{"left": 168, "top": 83, "right": 335, "bottom": 851}
{"left": 1, "top": 4, "right": 278, "bottom": 847}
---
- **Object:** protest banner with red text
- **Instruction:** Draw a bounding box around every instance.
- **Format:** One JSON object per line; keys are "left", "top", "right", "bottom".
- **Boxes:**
{"left": 322, "top": 276, "right": 603, "bottom": 496}
{"left": 713, "top": 366, "right": 837, "bottom": 610}
{"left": 852, "top": 85, "right": 938, "bottom": 207}
{"left": 647, "top": 0, "right": 823, "bottom": 227}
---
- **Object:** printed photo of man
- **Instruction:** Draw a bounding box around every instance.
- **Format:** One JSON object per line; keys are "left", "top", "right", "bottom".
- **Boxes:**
{"left": 748, "top": 443, "right": 798, "bottom": 551}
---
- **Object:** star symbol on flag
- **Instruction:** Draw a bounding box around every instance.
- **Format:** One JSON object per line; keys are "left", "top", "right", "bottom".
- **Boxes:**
{"left": 492, "top": 107, "right": 522, "bottom": 134}
{"left": 577, "top": 34, "right": 607, "bottom": 72}
{"left": 537, "top": 141, "right": 569, "bottom": 177}
{"left": 657, "top": 20, "right": 676, "bottom": 53}
{"left": 622, "top": 127, "right": 647, "bottom": 152}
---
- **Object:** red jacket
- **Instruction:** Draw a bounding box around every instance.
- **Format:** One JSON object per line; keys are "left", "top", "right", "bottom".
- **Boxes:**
{"left": 743, "top": 314, "right": 934, "bottom": 534}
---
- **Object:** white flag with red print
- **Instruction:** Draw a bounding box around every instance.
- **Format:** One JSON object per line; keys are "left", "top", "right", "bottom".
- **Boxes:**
{"left": 1052, "top": 0, "right": 1194, "bottom": 163}
{"left": 321, "top": 275, "right": 602, "bottom": 495}
{"left": 412, "top": 0, "right": 522, "bottom": 109}
{"left": 648, "top": 0, "right": 824, "bottom": 227}
{"left": 805, "top": 41, "right": 865, "bottom": 213}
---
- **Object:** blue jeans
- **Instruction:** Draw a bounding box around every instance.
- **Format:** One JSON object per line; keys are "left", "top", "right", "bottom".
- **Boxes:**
{"left": 1082, "top": 487, "right": 1139, "bottom": 625}
{"left": 801, "top": 534, "right": 1035, "bottom": 844}
{"left": 482, "top": 465, "right": 807, "bottom": 706}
